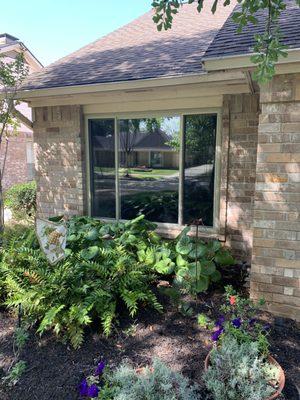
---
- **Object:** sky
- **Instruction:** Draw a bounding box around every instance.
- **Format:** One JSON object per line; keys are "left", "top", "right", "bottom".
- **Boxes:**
{"left": 0, "top": 0, "right": 152, "bottom": 66}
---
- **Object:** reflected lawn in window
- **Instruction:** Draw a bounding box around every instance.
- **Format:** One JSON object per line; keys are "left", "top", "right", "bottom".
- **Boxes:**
{"left": 119, "top": 117, "right": 180, "bottom": 223}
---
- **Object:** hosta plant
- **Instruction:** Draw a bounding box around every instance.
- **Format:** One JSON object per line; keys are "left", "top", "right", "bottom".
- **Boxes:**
{"left": 173, "top": 227, "right": 235, "bottom": 295}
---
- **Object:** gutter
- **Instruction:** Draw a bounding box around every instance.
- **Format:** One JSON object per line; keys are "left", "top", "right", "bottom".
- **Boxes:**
{"left": 202, "top": 47, "right": 300, "bottom": 72}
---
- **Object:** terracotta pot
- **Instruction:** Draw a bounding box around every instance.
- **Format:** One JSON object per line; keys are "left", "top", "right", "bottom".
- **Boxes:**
{"left": 204, "top": 351, "right": 285, "bottom": 400}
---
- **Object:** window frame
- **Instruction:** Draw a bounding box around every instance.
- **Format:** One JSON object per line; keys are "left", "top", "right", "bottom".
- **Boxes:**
{"left": 85, "top": 108, "right": 222, "bottom": 234}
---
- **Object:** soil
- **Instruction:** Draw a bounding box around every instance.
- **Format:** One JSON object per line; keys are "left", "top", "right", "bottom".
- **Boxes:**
{"left": 0, "top": 284, "right": 299, "bottom": 400}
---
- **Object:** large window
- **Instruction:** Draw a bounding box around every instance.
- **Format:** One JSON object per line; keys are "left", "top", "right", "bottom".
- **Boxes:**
{"left": 88, "top": 113, "right": 218, "bottom": 227}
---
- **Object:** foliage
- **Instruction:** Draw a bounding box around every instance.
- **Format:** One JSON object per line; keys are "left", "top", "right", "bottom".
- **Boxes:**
{"left": 1, "top": 326, "right": 29, "bottom": 386}
{"left": 152, "top": 0, "right": 299, "bottom": 82}
{"left": 210, "top": 285, "right": 270, "bottom": 355}
{"left": 79, "top": 359, "right": 202, "bottom": 399}
{"left": 0, "top": 216, "right": 164, "bottom": 348}
{"left": 0, "top": 53, "right": 28, "bottom": 233}
{"left": 4, "top": 181, "right": 36, "bottom": 219}
{"left": 2, "top": 360, "right": 27, "bottom": 387}
{"left": 172, "top": 227, "right": 235, "bottom": 295}
{"left": 204, "top": 336, "right": 279, "bottom": 400}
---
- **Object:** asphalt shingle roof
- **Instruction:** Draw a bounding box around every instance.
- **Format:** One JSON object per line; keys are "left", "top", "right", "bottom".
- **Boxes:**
{"left": 22, "top": 1, "right": 234, "bottom": 90}
{"left": 204, "top": 0, "right": 300, "bottom": 59}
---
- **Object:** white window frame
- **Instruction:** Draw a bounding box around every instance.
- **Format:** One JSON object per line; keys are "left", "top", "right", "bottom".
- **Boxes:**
{"left": 85, "top": 108, "right": 222, "bottom": 235}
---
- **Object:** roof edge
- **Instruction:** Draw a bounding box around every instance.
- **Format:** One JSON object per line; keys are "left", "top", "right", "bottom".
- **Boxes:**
{"left": 19, "top": 70, "right": 246, "bottom": 100}
{"left": 203, "top": 47, "right": 300, "bottom": 71}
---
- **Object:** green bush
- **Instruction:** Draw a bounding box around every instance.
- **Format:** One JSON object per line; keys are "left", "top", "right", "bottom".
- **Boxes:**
{"left": 98, "top": 359, "right": 202, "bottom": 399}
{"left": 0, "top": 216, "right": 163, "bottom": 348}
{"left": 204, "top": 336, "right": 279, "bottom": 400}
{"left": 4, "top": 181, "right": 36, "bottom": 219}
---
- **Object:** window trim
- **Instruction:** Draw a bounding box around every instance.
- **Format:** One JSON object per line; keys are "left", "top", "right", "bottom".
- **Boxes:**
{"left": 85, "top": 108, "right": 222, "bottom": 235}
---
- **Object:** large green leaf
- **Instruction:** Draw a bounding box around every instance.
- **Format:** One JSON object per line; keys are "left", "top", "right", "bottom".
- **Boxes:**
{"left": 176, "top": 254, "right": 187, "bottom": 267}
{"left": 188, "top": 243, "right": 208, "bottom": 259}
{"left": 201, "top": 260, "right": 216, "bottom": 276}
{"left": 85, "top": 228, "right": 98, "bottom": 241}
{"left": 210, "top": 270, "right": 222, "bottom": 282}
{"left": 80, "top": 246, "right": 99, "bottom": 260}
{"left": 176, "top": 236, "right": 193, "bottom": 255}
{"left": 155, "top": 258, "right": 175, "bottom": 274}
{"left": 195, "top": 275, "right": 209, "bottom": 293}
{"left": 188, "top": 261, "right": 202, "bottom": 279}
{"left": 214, "top": 251, "right": 235, "bottom": 266}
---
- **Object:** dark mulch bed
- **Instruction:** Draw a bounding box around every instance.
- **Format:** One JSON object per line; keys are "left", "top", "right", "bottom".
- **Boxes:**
{"left": 0, "top": 284, "right": 299, "bottom": 400}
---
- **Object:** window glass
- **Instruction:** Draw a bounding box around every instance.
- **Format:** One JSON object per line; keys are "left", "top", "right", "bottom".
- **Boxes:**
{"left": 89, "top": 119, "right": 116, "bottom": 218}
{"left": 118, "top": 117, "right": 180, "bottom": 223}
{"left": 183, "top": 114, "right": 217, "bottom": 227}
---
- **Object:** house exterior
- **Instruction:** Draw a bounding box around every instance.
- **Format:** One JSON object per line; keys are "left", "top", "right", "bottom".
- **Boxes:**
{"left": 20, "top": 0, "right": 300, "bottom": 321}
{"left": 0, "top": 33, "right": 42, "bottom": 190}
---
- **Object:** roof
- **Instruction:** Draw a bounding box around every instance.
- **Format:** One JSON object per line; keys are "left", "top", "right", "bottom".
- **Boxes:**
{"left": 93, "top": 129, "right": 173, "bottom": 152}
{"left": 0, "top": 33, "right": 19, "bottom": 42}
{"left": 21, "top": 1, "right": 235, "bottom": 91}
{"left": 204, "top": 0, "right": 300, "bottom": 59}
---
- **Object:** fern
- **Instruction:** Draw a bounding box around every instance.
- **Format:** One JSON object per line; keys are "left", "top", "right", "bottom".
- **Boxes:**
{"left": 1, "top": 216, "right": 165, "bottom": 348}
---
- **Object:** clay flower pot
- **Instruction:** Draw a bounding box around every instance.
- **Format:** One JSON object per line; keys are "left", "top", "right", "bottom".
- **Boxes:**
{"left": 204, "top": 351, "right": 285, "bottom": 400}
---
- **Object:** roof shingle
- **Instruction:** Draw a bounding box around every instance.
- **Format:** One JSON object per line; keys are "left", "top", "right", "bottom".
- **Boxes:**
{"left": 204, "top": 0, "right": 300, "bottom": 59}
{"left": 22, "top": 1, "right": 234, "bottom": 90}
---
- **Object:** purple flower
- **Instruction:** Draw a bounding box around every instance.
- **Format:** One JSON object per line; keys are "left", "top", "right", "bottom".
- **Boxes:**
{"left": 87, "top": 384, "right": 99, "bottom": 398}
{"left": 215, "top": 315, "right": 225, "bottom": 328}
{"left": 232, "top": 318, "right": 242, "bottom": 328}
{"left": 95, "top": 360, "right": 105, "bottom": 376}
{"left": 263, "top": 323, "right": 271, "bottom": 331}
{"left": 249, "top": 318, "right": 257, "bottom": 326}
{"left": 79, "top": 378, "right": 89, "bottom": 397}
{"left": 212, "top": 327, "right": 224, "bottom": 342}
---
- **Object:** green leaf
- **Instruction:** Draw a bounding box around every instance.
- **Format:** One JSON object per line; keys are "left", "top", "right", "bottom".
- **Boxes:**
{"left": 85, "top": 228, "right": 98, "bottom": 241}
{"left": 201, "top": 260, "right": 216, "bottom": 276}
{"left": 176, "top": 236, "right": 193, "bottom": 255}
{"left": 195, "top": 275, "right": 209, "bottom": 293}
{"left": 214, "top": 251, "right": 235, "bottom": 266}
{"left": 188, "top": 243, "right": 207, "bottom": 259}
{"left": 155, "top": 258, "right": 175, "bottom": 274}
{"left": 210, "top": 270, "right": 222, "bottom": 282}
{"left": 176, "top": 254, "right": 187, "bottom": 267}
{"left": 80, "top": 246, "right": 99, "bottom": 260}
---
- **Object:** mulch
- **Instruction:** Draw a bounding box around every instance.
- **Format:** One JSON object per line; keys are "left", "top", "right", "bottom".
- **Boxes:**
{"left": 0, "top": 283, "right": 299, "bottom": 400}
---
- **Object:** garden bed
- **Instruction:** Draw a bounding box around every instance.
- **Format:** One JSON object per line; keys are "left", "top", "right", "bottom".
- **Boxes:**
{"left": 0, "top": 288, "right": 299, "bottom": 400}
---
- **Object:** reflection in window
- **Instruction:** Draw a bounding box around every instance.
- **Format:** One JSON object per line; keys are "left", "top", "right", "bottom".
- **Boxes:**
{"left": 183, "top": 114, "right": 217, "bottom": 226}
{"left": 89, "top": 119, "right": 115, "bottom": 218}
{"left": 88, "top": 114, "right": 217, "bottom": 227}
{"left": 119, "top": 117, "right": 180, "bottom": 223}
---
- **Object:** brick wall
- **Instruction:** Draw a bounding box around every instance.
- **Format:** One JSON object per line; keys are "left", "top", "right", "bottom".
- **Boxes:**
{"left": 223, "top": 94, "right": 260, "bottom": 262}
{"left": 250, "top": 74, "right": 300, "bottom": 321}
{"left": 1, "top": 132, "right": 33, "bottom": 190}
{"left": 33, "top": 105, "right": 86, "bottom": 218}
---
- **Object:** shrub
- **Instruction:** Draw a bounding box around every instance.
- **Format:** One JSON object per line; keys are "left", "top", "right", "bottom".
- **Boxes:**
{"left": 79, "top": 359, "right": 202, "bottom": 399}
{"left": 0, "top": 216, "right": 163, "bottom": 348}
{"left": 4, "top": 181, "right": 36, "bottom": 219}
{"left": 204, "top": 336, "right": 279, "bottom": 400}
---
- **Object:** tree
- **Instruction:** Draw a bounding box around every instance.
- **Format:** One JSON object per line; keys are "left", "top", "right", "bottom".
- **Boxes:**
{"left": 0, "top": 53, "right": 28, "bottom": 232}
{"left": 152, "top": 0, "right": 300, "bottom": 82}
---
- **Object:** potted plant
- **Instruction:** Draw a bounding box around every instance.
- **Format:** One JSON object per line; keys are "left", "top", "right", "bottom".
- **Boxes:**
{"left": 203, "top": 286, "right": 285, "bottom": 400}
